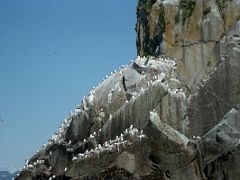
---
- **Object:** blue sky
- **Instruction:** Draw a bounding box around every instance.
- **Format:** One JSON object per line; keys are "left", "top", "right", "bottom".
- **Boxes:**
{"left": 0, "top": 0, "right": 137, "bottom": 169}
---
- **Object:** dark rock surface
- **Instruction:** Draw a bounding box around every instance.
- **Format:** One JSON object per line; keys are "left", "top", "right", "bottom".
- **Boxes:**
{"left": 16, "top": 0, "right": 240, "bottom": 179}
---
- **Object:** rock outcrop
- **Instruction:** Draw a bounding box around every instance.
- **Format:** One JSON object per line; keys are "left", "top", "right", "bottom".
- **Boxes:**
{"left": 16, "top": 0, "right": 240, "bottom": 179}
{"left": 136, "top": 0, "right": 240, "bottom": 91}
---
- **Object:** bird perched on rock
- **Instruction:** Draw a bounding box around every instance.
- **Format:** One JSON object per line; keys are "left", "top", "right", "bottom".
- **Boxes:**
{"left": 120, "top": 133, "right": 124, "bottom": 141}
{"left": 90, "top": 134, "right": 94, "bottom": 139}
{"left": 72, "top": 156, "right": 77, "bottom": 161}
{"left": 130, "top": 125, "right": 133, "bottom": 130}
{"left": 116, "top": 135, "right": 119, "bottom": 141}
{"left": 104, "top": 141, "right": 109, "bottom": 147}
{"left": 109, "top": 114, "right": 113, "bottom": 121}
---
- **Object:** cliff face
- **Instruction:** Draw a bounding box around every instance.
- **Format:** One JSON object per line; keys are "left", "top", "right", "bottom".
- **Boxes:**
{"left": 136, "top": 0, "right": 240, "bottom": 91}
{"left": 136, "top": 0, "right": 240, "bottom": 156}
{"left": 16, "top": 0, "right": 240, "bottom": 180}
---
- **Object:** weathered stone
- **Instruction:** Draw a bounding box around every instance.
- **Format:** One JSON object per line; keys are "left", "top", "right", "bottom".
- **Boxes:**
{"left": 223, "top": 0, "right": 240, "bottom": 30}
{"left": 202, "top": 108, "right": 240, "bottom": 164}
{"left": 187, "top": 20, "right": 240, "bottom": 137}
{"left": 169, "top": 78, "right": 181, "bottom": 89}
{"left": 16, "top": 1, "right": 240, "bottom": 179}
{"left": 16, "top": 56, "right": 188, "bottom": 179}
{"left": 135, "top": 0, "right": 235, "bottom": 91}
{"left": 143, "top": 111, "right": 203, "bottom": 179}
{"left": 202, "top": 108, "right": 240, "bottom": 180}
{"left": 114, "top": 151, "right": 136, "bottom": 173}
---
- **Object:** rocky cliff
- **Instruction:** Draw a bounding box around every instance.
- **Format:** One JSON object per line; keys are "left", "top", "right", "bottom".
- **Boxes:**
{"left": 137, "top": 0, "right": 240, "bottom": 89}
{"left": 16, "top": 0, "right": 240, "bottom": 179}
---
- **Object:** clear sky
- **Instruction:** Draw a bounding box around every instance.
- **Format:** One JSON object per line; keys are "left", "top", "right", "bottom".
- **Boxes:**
{"left": 0, "top": 0, "right": 137, "bottom": 170}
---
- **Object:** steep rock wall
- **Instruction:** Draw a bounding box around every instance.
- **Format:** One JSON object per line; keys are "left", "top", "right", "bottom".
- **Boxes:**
{"left": 136, "top": 0, "right": 240, "bottom": 91}
{"left": 15, "top": 0, "right": 240, "bottom": 179}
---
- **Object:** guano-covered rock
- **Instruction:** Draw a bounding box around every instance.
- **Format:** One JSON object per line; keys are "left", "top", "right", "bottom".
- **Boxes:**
{"left": 16, "top": 0, "right": 240, "bottom": 179}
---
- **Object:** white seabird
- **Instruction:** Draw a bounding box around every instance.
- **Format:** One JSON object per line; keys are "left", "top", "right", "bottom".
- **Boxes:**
{"left": 130, "top": 125, "right": 133, "bottom": 130}
{"left": 120, "top": 133, "right": 124, "bottom": 141}
{"left": 90, "top": 134, "right": 94, "bottom": 139}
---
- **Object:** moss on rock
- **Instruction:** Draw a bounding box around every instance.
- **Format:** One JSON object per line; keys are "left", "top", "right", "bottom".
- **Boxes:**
{"left": 177, "top": 0, "right": 196, "bottom": 25}
{"left": 137, "top": 0, "right": 157, "bottom": 13}
{"left": 216, "top": 0, "right": 232, "bottom": 12}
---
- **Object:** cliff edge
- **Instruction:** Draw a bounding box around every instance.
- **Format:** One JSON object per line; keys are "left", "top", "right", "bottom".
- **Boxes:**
{"left": 16, "top": 0, "right": 240, "bottom": 179}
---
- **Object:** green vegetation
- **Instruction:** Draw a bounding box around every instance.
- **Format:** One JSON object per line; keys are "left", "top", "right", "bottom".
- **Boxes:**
{"left": 175, "top": 0, "right": 196, "bottom": 25}
{"left": 137, "top": 0, "right": 152, "bottom": 13}
{"left": 216, "top": 0, "right": 232, "bottom": 12}
{"left": 143, "top": 2, "right": 152, "bottom": 12}
{"left": 179, "top": 0, "right": 196, "bottom": 25}
{"left": 216, "top": 0, "right": 225, "bottom": 11}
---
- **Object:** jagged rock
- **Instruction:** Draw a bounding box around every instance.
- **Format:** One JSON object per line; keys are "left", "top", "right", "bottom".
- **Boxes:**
{"left": 16, "top": 1, "right": 240, "bottom": 179}
{"left": 203, "top": 107, "right": 240, "bottom": 180}
{"left": 114, "top": 151, "right": 136, "bottom": 173}
{"left": 16, "top": 57, "right": 191, "bottom": 179}
{"left": 187, "top": 19, "right": 240, "bottom": 137}
{"left": 143, "top": 112, "right": 198, "bottom": 177}
{"left": 202, "top": 108, "right": 240, "bottom": 164}
{"left": 136, "top": 0, "right": 240, "bottom": 91}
